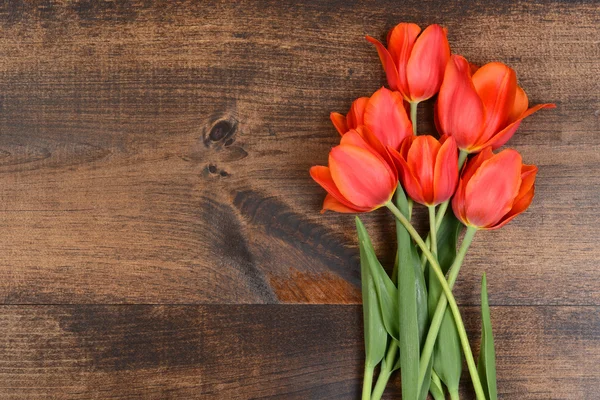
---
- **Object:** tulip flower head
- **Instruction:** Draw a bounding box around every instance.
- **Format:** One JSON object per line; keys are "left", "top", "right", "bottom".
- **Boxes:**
{"left": 437, "top": 55, "right": 555, "bottom": 153}
{"left": 310, "top": 130, "right": 398, "bottom": 213}
{"left": 330, "top": 87, "right": 413, "bottom": 151}
{"left": 366, "top": 23, "right": 451, "bottom": 103}
{"left": 388, "top": 135, "right": 458, "bottom": 206}
{"left": 452, "top": 147, "right": 538, "bottom": 229}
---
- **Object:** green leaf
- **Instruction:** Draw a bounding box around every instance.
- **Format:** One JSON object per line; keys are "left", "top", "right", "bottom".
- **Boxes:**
{"left": 356, "top": 217, "right": 399, "bottom": 341}
{"left": 395, "top": 187, "right": 423, "bottom": 400}
{"left": 437, "top": 211, "right": 464, "bottom": 274}
{"left": 427, "top": 210, "right": 463, "bottom": 395}
{"left": 429, "top": 369, "right": 446, "bottom": 400}
{"left": 357, "top": 218, "right": 387, "bottom": 369}
{"left": 478, "top": 273, "right": 498, "bottom": 400}
{"left": 411, "top": 245, "right": 428, "bottom": 344}
{"left": 431, "top": 307, "right": 462, "bottom": 395}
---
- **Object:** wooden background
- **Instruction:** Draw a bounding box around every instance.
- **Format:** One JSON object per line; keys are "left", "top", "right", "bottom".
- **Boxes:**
{"left": 0, "top": 0, "right": 598, "bottom": 398}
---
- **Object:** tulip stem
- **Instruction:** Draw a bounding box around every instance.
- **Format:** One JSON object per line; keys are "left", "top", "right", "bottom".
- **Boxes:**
{"left": 371, "top": 340, "right": 398, "bottom": 400}
{"left": 417, "top": 226, "right": 478, "bottom": 396}
{"left": 458, "top": 149, "right": 469, "bottom": 168}
{"left": 385, "top": 201, "right": 486, "bottom": 400}
{"left": 410, "top": 101, "right": 418, "bottom": 134}
{"left": 363, "top": 362, "right": 374, "bottom": 400}
{"left": 428, "top": 206, "right": 438, "bottom": 259}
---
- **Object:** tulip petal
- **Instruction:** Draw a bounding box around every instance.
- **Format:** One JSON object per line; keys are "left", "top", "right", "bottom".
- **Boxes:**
{"left": 464, "top": 149, "right": 522, "bottom": 228}
{"left": 330, "top": 112, "right": 348, "bottom": 136}
{"left": 406, "top": 24, "right": 451, "bottom": 102}
{"left": 481, "top": 102, "right": 556, "bottom": 150}
{"left": 472, "top": 62, "right": 517, "bottom": 144}
{"left": 516, "top": 164, "right": 538, "bottom": 202}
{"left": 508, "top": 86, "right": 529, "bottom": 123}
{"left": 461, "top": 147, "right": 494, "bottom": 183}
{"left": 340, "top": 128, "right": 373, "bottom": 150}
{"left": 310, "top": 165, "right": 370, "bottom": 212}
{"left": 406, "top": 135, "right": 440, "bottom": 204}
{"left": 329, "top": 145, "right": 396, "bottom": 209}
{"left": 322, "top": 194, "right": 362, "bottom": 213}
{"left": 433, "top": 136, "right": 459, "bottom": 205}
{"left": 386, "top": 23, "right": 421, "bottom": 98}
{"left": 355, "top": 126, "right": 398, "bottom": 181}
{"left": 436, "top": 55, "right": 485, "bottom": 151}
{"left": 451, "top": 179, "right": 468, "bottom": 226}
{"left": 452, "top": 147, "right": 494, "bottom": 225}
{"left": 363, "top": 87, "right": 413, "bottom": 151}
{"left": 493, "top": 164, "right": 538, "bottom": 226}
{"left": 487, "top": 169, "right": 536, "bottom": 230}
{"left": 366, "top": 35, "right": 401, "bottom": 93}
{"left": 347, "top": 97, "right": 370, "bottom": 129}
{"left": 388, "top": 146, "right": 427, "bottom": 205}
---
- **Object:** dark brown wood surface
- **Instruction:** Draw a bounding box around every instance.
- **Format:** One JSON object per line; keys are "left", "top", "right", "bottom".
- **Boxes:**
{"left": 0, "top": 0, "right": 598, "bottom": 398}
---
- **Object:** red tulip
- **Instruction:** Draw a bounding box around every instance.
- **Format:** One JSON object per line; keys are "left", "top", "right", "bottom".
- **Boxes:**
{"left": 310, "top": 130, "right": 398, "bottom": 213}
{"left": 452, "top": 147, "right": 538, "bottom": 229}
{"left": 388, "top": 135, "right": 458, "bottom": 206}
{"left": 437, "top": 55, "right": 555, "bottom": 153}
{"left": 366, "top": 23, "right": 450, "bottom": 102}
{"left": 330, "top": 87, "right": 413, "bottom": 151}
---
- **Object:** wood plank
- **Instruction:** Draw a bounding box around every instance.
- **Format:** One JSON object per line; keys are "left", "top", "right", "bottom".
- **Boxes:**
{"left": 0, "top": 304, "right": 597, "bottom": 399}
{"left": 0, "top": 0, "right": 598, "bottom": 304}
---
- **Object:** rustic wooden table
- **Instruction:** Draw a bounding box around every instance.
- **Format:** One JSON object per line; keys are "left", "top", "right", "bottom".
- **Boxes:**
{"left": 0, "top": 1, "right": 598, "bottom": 399}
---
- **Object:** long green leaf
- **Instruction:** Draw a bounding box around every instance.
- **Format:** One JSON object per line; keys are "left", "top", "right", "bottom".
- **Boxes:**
{"left": 478, "top": 273, "right": 498, "bottom": 400}
{"left": 357, "top": 218, "right": 387, "bottom": 369}
{"left": 356, "top": 217, "right": 399, "bottom": 341}
{"left": 395, "top": 187, "right": 421, "bottom": 400}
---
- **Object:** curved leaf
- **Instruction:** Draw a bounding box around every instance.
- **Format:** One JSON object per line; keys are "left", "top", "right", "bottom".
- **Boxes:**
{"left": 356, "top": 217, "right": 399, "bottom": 341}
{"left": 357, "top": 218, "right": 387, "bottom": 368}
{"left": 478, "top": 273, "right": 498, "bottom": 400}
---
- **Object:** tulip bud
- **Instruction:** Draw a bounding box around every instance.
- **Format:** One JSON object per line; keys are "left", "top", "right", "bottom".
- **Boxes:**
{"left": 437, "top": 55, "right": 555, "bottom": 153}
{"left": 452, "top": 147, "right": 538, "bottom": 229}
{"left": 388, "top": 135, "right": 458, "bottom": 206}
{"left": 310, "top": 131, "right": 398, "bottom": 213}
{"left": 367, "top": 23, "right": 450, "bottom": 102}
{"left": 330, "top": 88, "right": 412, "bottom": 152}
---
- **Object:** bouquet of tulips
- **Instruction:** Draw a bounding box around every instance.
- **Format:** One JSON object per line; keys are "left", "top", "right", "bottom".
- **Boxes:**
{"left": 310, "top": 23, "right": 554, "bottom": 400}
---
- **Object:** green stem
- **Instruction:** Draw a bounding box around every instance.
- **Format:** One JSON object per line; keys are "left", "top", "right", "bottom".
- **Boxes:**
{"left": 410, "top": 101, "right": 418, "bottom": 134}
{"left": 371, "top": 341, "right": 398, "bottom": 400}
{"left": 385, "top": 202, "right": 486, "bottom": 400}
{"left": 417, "top": 226, "right": 478, "bottom": 397}
{"left": 450, "top": 388, "right": 461, "bottom": 400}
{"left": 458, "top": 149, "right": 469, "bottom": 168}
{"left": 362, "top": 363, "right": 374, "bottom": 400}
{"left": 428, "top": 206, "right": 438, "bottom": 258}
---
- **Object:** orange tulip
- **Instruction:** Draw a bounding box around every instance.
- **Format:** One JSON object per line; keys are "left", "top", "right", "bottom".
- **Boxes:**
{"left": 366, "top": 23, "right": 450, "bottom": 103}
{"left": 388, "top": 135, "right": 458, "bottom": 206}
{"left": 310, "top": 130, "right": 398, "bottom": 213}
{"left": 330, "top": 87, "right": 413, "bottom": 151}
{"left": 437, "top": 55, "right": 555, "bottom": 153}
{"left": 452, "top": 147, "right": 537, "bottom": 229}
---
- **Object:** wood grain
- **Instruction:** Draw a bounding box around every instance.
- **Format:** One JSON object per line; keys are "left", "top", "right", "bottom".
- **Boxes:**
{"left": 0, "top": 1, "right": 598, "bottom": 396}
{"left": 0, "top": 0, "right": 597, "bottom": 305}
{"left": 0, "top": 305, "right": 597, "bottom": 399}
